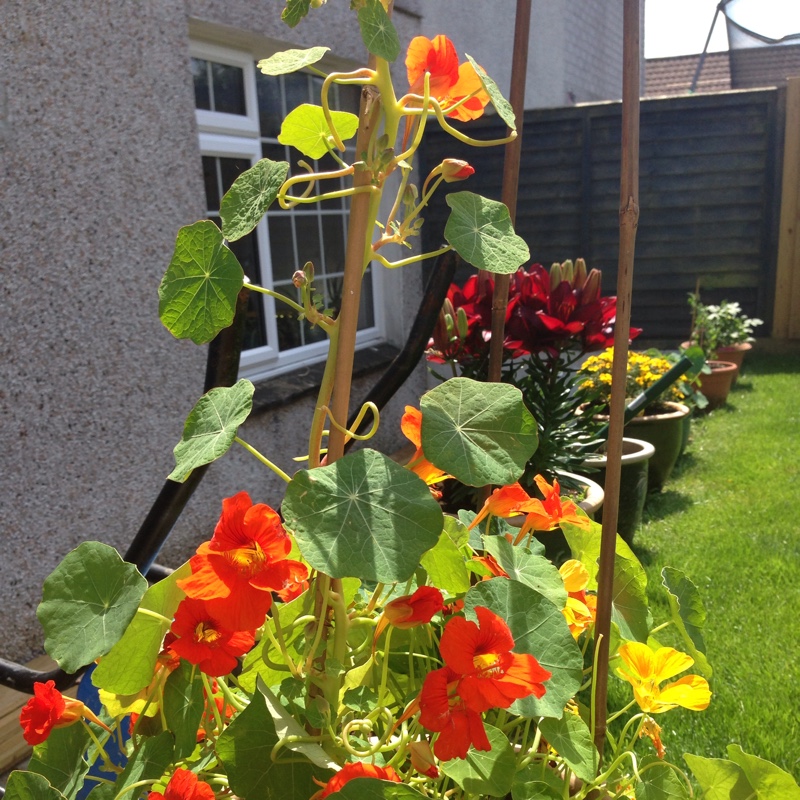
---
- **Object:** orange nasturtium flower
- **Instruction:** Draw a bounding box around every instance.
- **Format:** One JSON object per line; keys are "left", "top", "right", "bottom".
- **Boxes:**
{"left": 316, "top": 763, "right": 401, "bottom": 799}
{"left": 19, "top": 680, "right": 109, "bottom": 746}
{"left": 513, "top": 475, "right": 593, "bottom": 544}
{"left": 177, "top": 491, "right": 308, "bottom": 631}
{"left": 401, "top": 406, "right": 449, "bottom": 485}
{"left": 559, "top": 559, "right": 596, "bottom": 638}
{"left": 405, "top": 35, "right": 490, "bottom": 122}
{"left": 616, "top": 642, "right": 711, "bottom": 714}
{"left": 472, "top": 552, "right": 509, "bottom": 580}
{"left": 440, "top": 606, "right": 551, "bottom": 714}
{"left": 419, "top": 666, "right": 492, "bottom": 761}
{"left": 148, "top": 768, "right": 216, "bottom": 800}
{"left": 170, "top": 597, "right": 256, "bottom": 678}
{"left": 468, "top": 482, "right": 532, "bottom": 530}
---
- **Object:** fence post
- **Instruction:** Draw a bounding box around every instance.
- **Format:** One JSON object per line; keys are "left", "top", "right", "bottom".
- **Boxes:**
{"left": 773, "top": 76, "right": 800, "bottom": 339}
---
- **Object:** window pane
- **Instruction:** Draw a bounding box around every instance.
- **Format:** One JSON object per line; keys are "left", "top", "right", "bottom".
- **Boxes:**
{"left": 211, "top": 62, "right": 246, "bottom": 115}
{"left": 320, "top": 215, "right": 345, "bottom": 275}
{"left": 276, "top": 293, "right": 302, "bottom": 351}
{"left": 359, "top": 270, "right": 375, "bottom": 330}
{"left": 262, "top": 142, "right": 286, "bottom": 165}
{"left": 293, "top": 215, "right": 322, "bottom": 276}
{"left": 268, "top": 215, "right": 296, "bottom": 283}
{"left": 230, "top": 233, "right": 267, "bottom": 350}
{"left": 335, "top": 83, "right": 361, "bottom": 116}
{"left": 316, "top": 152, "right": 343, "bottom": 210}
{"left": 202, "top": 156, "right": 220, "bottom": 212}
{"left": 284, "top": 72, "right": 309, "bottom": 114}
{"left": 219, "top": 157, "right": 251, "bottom": 195}
{"left": 256, "top": 71, "right": 283, "bottom": 138}
{"left": 192, "top": 58, "right": 211, "bottom": 110}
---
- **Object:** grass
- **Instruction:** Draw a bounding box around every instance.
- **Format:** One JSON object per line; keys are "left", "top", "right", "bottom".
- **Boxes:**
{"left": 620, "top": 351, "right": 800, "bottom": 779}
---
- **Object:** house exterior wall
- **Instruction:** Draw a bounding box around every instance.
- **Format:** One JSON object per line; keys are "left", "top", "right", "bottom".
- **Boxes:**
{"left": 417, "top": 0, "right": 629, "bottom": 109}
{"left": 0, "top": 0, "right": 632, "bottom": 664}
{"left": 0, "top": 0, "right": 425, "bottom": 664}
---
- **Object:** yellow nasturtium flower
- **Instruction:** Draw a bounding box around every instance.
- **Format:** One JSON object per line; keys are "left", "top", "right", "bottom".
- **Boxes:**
{"left": 616, "top": 642, "right": 711, "bottom": 714}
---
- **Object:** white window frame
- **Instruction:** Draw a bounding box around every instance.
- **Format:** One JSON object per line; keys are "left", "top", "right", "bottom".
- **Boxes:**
{"left": 190, "top": 40, "right": 386, "bottom": 381}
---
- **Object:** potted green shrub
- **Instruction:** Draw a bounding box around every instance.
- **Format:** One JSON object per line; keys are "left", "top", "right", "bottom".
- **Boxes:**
{"left": 685, "top": 295, "right": 763, "bottom": 397}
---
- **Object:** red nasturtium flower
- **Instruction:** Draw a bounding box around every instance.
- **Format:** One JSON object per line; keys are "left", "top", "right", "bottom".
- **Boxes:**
{"left": 406, "top": 35, "right": 490, "bottom": 122}
{"left": 401, "top": 406, "right": 449, "bottom": 485}
{"left": 177, "top": 491, "right": 308, "bottom": 631}
{"left": 170, "top": 597, "right": 255, "bottom": 677}
{"left": 419, "top": 666, "right": 491, "bottom": 761}
{"left": 19, "top": 681, "right": 108, "bottom": 745}
{"left": 317, "top": 762, "right": 401, "bottom": 798}
{"left": 384, "top": 586, "right": 444, "bottom": 629}
{"left": 148, "top": 768, "right": 216, "bottom": 800}
{"left": 439, "top": 606, "right": 551, "bottom": 714}
{"left": 374, "top": 585, "right": 444, "bottom": 645}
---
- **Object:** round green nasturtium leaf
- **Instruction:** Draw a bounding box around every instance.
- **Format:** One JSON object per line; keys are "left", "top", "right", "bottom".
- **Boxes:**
{"left": 420, "top": 517, "right": 471, "bottom": 595}
{"left": 538, "top": 715, "right": 599, "bottom": 783}
{"left": 282, "top": 449, "right": 443, "bottom": 583}
{"left": 661, "top": 566, "right": 712, "bottom": 677}
{"left": 37, "top": 542, "right": 147, "bottom": 674}
{"left": 419, "top": 377, "right": 537, "bottom": 487}
{"left": 220, "top": 159, "right": 289, "bottom": 242}
{"left": 5, "top": 771, "right": 67, "bottom": 800}
{"left": 464, "top": 54, "right": 516, "bottom": 132}
{"left": 92, "top": 562, "right": 190, "bottom": 695}
{"left": 444, "top": 191, "right": 530, "bottom": 274}
{"left": 159, "top": 220, "right": 244, "bottom": 344}
{"left": 483, "top": 535, "right": 566, "bottom": 609}
{"left": 464, "top": 578, "right": 583, "bottom": 719}
{"left": 278, "top": 104, "right": 359, "bottom": 160}
{"left": 635, "top": 755, "right": 692, "bottom": 800}
{"left": 281, "top": 0, "right": 312, "bottom": 28}
{"left": 28, "top": 724, "right": 91, "bottom": 800}
{"left": 217, "top": 689, "right": 328, "bottom": 800}
{"left": 357, "top": 0, "right": 400, "bottom": 62}
{"left": 511, "top": 763, "right": 565, "bottom": 800}
{"left": 163, "top": 661, "right": 206, "bottom": 760}
{"left": 440, "top": 724, "right": 516, "bottom": 798}
{"left": 169, "top": 379, "right": 254, "bottom": 483}
{"left": 257, "top": 47, "right": 330, "bottom": 75}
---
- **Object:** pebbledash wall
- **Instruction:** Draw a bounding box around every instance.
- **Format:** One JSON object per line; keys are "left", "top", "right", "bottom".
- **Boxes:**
{"left": 0, "top": 0, "right": 626, "bottom": 663}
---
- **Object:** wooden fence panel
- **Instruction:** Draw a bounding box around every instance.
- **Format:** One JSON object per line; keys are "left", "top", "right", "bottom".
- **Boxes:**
{"left": 421, "top": 89, "right": 783, "bottom": 342}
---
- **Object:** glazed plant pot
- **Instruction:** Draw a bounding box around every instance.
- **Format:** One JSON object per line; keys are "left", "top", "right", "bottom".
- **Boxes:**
{"left": 679, "top": 412, "right": 692, "bottom": 457}
{"left": 694, "top": 360, "right": 737, "bottom": 411}
{"left": 624, "top": 401, "right": 690, "bottom": 492}
{"left": 580, "top": 438, "right": 655, "bottom": 545}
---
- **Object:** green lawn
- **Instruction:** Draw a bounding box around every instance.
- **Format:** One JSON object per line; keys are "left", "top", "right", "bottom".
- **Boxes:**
{"left": 623, "top": 350, "right": 800, "bottom": 778}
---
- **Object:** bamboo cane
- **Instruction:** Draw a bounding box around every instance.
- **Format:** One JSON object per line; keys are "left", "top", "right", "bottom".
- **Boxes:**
{"left": 486, "top": 0, "right": 532, "bottom": 384}
{"left": 592, "top": 0, "right": 641, "bottom": 757}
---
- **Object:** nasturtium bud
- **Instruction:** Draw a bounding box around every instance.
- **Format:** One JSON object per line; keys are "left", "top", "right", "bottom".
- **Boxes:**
{"left": 441, "top": 158, "right": 475, "bottom": 183}
{"left": 292, "top": 270, "right": 307, "bottom": 288}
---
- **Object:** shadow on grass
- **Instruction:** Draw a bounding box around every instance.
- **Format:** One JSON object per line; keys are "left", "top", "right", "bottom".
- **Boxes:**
{"left": 643, "top": 488, "right": 694, "bottom": 523}
{"left": 745, "top": 351, "right": 800, "bottom": 375}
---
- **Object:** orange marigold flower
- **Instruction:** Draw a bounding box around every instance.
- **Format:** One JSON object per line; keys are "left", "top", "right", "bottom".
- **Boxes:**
{"left": 401, "top": 406, "right": 449, "bottom": 485}
{"left": 419, "top": 666, "right": 491, "bottom": 761}
{"left": 170, "top": 597, "right": 255, "bottom": 678}
{"left": 19, "top": 681, "right": 108, "bottom": 746}
{"left": 148, "top": 768, "right": 216, "bottom": 800}
{"left": 318, "top": 763, "right": 401, "bottom": 798}
{"left": 616, "top": 642, "right": 711, "bottom": 714}
{"left": 406, "top": 35, "right": 490, "bottom": 122}
{"left": 440, "top": 606, "right": 551, "bottom": 714}
{"left": 177, "top": 491, "right": 308, "bottom": 630}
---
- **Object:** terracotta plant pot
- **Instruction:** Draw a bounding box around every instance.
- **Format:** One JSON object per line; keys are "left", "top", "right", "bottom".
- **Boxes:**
{"left": 693, "top": 360, "right": 737, "bottom": 411}
{"left": 681, "top": 340, "right": 753, "bottom": 384}
{"left": 580, "top": 438, "right": 655, "bottom": 545}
